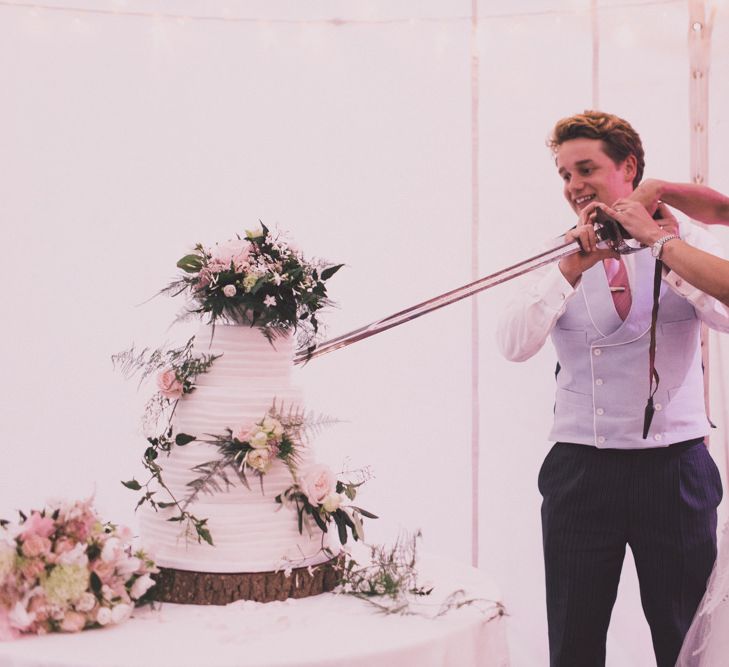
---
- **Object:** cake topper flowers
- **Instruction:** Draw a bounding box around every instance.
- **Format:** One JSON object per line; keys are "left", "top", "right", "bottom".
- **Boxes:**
{"left": 163, "top": 223, "right": 343, "bottom": 346}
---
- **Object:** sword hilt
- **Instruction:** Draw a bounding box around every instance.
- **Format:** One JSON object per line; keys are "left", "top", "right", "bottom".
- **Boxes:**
{"left": 593, "top": 208, "right": 643, "bottom": 254}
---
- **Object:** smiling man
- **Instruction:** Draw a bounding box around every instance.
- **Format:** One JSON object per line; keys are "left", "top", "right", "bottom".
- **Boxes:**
{"left": 497, "top": 110, "right": 729, "bottom": 667}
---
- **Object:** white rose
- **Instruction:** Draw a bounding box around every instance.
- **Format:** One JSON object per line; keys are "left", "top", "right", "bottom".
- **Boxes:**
{"left": 130, "top": 574, "right": 155, "bottom": 600}
{"left": 246, "top": 448, "right": 272, "bottom": 473}
{"left": 249, "top": 429, "right": 269, "bottom": 449}
{"left": 111, "top": 603, "right": 133, "bottom": 625}
{"left": 322, "top": 493, "right": 343, "bottom": 513}
{"left": 96, "top": 606, "right": 112, "bottom": 626}
{"left": 101, "top": 584, "right": 114, "bottom": 601}
{"left": 222, "top": 284, "right": 237, "bottom": 297}
{"left": 75, "top": 592, "right": 97, "bottom": 613}
{"left": 262, "top": 417, "right": 284, "bottom": 438}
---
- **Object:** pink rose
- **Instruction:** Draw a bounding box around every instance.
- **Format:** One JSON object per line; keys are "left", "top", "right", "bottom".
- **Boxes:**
{"left": 21, "top": 534, "right": 51, "bottom": 559}
{"left": 21, "top": 512, "right": 55, "bottom": 540}
{"left": 60, "top": 611, "right": 86, "bottom": 633}
{"left": 233, "top": 423, "right": 255, "bottom": 442}
{"left": 156, "top": 369, "right": 184, "bottom": 400}
{"left": 301, "top": 465, "right": 336, "bottom": 506}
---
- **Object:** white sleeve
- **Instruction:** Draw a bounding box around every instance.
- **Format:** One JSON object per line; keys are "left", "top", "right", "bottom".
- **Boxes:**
{"left": 496, "top": 260, "right": 577, "bottom": 362}
{"left": 663, "top": 221, "right": 729, "bottom": 332}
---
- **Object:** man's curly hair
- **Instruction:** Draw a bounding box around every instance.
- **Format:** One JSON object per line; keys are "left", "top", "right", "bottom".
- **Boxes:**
{"left": 548, "top": 110, "right": 645, "bottom": 188}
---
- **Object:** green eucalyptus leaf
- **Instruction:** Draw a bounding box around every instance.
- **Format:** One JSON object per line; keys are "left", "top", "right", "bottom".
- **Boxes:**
{"left": 177, "top": 254, "right": 203, "bottom": 273}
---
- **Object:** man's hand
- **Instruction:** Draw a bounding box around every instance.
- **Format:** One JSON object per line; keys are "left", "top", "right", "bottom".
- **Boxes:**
{"left": 627, "top": 179, "right": 664, "bottom": 216}
{"left": 599, "top": 200, "right": 679, "bottom": 247}
{"left": 558, "top": 202, "right": 619, "bottom": 286}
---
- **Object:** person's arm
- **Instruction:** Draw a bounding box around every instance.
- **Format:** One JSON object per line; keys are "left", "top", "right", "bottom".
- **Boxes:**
{"left": 629, "top": 179, "right": 729, "bottom": 225}
{"left": 599, "top": 200, "right": 729, "bottom": 310}
{"left": 496, "top": 220, "right": 617, "bottom": 361}
{"left": 659, "top": 239, "right": 729, "bottom": 306}
{"left": 496, "top": 262, "right": 575, "bottom": 362}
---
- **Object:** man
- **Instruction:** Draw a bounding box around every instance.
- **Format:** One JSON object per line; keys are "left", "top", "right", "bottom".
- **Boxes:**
{"left": 497, "top": 111, "right": 729, "bottom": 667}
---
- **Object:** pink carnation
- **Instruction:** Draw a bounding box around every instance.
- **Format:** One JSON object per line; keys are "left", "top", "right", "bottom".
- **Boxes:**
{"left": 156, "top": 369, "right": 184, "bottom": 400}
{"left": 301, "top": 465, "right": 337, "bottom": 506}
{"left": 21, "top": 512, "right": 55, "bottom": 540}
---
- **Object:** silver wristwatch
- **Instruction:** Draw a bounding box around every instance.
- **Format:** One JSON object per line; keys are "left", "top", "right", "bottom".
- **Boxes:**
{"left": 651, "top": 234, "right": 680, "bottom": 259}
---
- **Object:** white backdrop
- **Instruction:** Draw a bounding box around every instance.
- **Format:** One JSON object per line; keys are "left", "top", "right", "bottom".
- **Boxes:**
{"left": 2, "top": 1, "right": 729, "bottom": 665}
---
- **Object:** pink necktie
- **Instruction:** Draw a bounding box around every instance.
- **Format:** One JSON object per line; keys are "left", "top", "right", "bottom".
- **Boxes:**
{"left": 604, "top": 257, "right": 631, "bottom": 320}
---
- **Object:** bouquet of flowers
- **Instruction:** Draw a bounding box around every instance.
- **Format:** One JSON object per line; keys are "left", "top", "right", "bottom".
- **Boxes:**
{"left": 165, "top": 223, "right": 343, "bottom": 346}
{"left": 276, "top": 464, "right": 377, "bottom": 545}
{"left": 0, "top": 499, "right": 156, "bottom": 639}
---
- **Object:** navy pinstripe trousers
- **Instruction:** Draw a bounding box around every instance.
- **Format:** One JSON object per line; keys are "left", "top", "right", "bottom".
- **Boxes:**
{"left": 538, "top": 439, "right": 722, "bottom": 667}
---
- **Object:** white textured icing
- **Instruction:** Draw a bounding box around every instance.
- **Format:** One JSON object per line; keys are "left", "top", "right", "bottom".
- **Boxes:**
{"left": 140, "top": 324, "right": 332, "bottom": 573}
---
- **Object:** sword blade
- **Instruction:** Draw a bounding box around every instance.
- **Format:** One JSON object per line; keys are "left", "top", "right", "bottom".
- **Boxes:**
{"left": 294, "top": 237, "right": 581, "bottom": 365}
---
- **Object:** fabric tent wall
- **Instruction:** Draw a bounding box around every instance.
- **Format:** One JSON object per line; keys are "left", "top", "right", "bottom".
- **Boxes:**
{"left": 1, "top": 1, "right": 728, "bottom": 665}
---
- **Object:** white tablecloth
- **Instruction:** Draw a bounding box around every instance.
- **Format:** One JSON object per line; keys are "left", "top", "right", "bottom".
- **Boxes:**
{"left": 0, "top": 556, "right": 509, "bottom": 667}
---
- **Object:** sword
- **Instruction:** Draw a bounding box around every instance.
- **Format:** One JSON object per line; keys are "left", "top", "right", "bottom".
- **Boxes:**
{"left": 294, "top": 210, "right": 642, "bottom": 365}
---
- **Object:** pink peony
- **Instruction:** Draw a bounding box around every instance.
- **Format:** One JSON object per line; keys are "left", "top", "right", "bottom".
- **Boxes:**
{"left": 60, "top": 611, "right": 86, "bottom": 633}
{"left": 156, "top": 369, "right": 184, "bottom": 400}
{"left": 301, "top": 465, "right": 337, "bottom": 506}
{"left": 21, "top": 534, "right": 51, "bottom": 559}
{"left": 21, "top": 512, "right": 55, "bottom": 540}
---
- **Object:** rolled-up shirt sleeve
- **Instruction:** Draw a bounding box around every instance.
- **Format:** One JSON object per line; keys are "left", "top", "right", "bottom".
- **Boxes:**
{"left": 496, "top": 262, "right": 577, "bottom": 362}
{"left": 663, "top": 221, "right": 729, "bottom": 331}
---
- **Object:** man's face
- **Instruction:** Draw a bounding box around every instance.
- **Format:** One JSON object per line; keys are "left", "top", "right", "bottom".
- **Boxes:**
{"left": 555, "top": 137, "right": 636, "bottom": 215}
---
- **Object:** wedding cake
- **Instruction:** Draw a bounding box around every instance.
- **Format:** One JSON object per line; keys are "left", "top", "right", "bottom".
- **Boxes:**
{"left": 138, "top": 325, "right": 333, "bottom": 575}
{"left": 120, "top": 225, "right": 373, "bottom": 605}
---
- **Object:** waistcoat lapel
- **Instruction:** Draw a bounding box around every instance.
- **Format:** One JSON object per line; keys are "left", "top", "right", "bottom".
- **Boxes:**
{"left": 580, "top": 250, "right": 656, "bottom": 344}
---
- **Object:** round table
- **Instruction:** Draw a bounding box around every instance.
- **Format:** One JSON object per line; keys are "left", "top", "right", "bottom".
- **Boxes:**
{"left": 0, "top": 556, "right": 509, "bottom": 667}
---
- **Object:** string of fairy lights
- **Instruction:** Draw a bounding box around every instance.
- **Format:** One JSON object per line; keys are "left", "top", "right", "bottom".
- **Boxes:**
{"left": 0, "top": 0, "right": 706, "bottom": 24}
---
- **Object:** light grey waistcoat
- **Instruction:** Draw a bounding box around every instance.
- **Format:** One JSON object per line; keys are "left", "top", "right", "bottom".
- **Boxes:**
{"left": 548, "top": 248, "right": 710, "bottom": 449}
